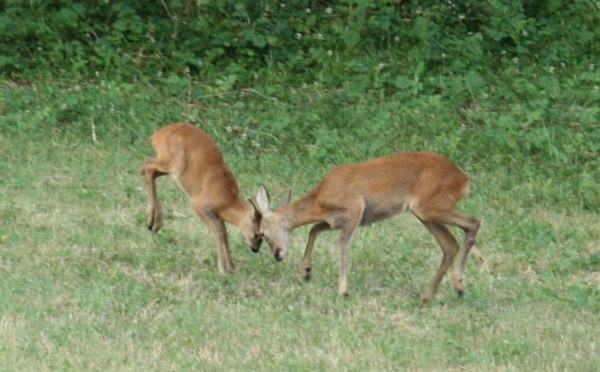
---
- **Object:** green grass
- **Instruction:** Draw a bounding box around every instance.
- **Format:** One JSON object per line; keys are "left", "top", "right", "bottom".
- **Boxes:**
{"left": 0, "top": 132, "right": 598, "bottom": 371}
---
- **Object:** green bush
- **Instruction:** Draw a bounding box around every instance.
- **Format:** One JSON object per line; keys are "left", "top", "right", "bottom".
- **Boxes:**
{"left": 1, "top": 0, "right": 599, "bottom": 210}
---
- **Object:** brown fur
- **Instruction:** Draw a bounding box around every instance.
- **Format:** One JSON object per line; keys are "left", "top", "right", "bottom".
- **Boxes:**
{"left": 256, "top": 151, "right": 480, "bottom": 307}
{"left": 140, "top": 123, "right": 261, "bottom": 275}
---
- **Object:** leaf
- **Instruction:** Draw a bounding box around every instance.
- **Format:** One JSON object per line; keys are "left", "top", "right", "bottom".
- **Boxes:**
{"left": 242, "top": 30, "right": 267, "bottom": 49}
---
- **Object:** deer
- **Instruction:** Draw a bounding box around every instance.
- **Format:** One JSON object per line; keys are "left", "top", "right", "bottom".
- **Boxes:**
{"left": 140, "top": 123, "right": 262, "bottom": 275}
{"left": 254, "top": 151, "right": 480, "bottom": 307}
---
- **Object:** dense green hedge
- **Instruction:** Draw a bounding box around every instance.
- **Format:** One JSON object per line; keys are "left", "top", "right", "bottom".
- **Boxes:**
{"left": 1, "top": 1, "right": 598, "bottom": 82}
{"left": 1, "top": 1, "right": 599, "bottom": 209}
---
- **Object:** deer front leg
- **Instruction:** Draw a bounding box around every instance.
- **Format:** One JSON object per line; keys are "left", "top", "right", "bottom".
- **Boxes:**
{"left": 337, "top": 202, "right": 365, "bottom": 296}
{"left": 192, "top": 201, "right": 235, "bottom": 275}
{"left": 301, "top": 222, "right": 332, "bottom": 280}
{"left": 140, "top": 158, "right": 166, "bottom": 232}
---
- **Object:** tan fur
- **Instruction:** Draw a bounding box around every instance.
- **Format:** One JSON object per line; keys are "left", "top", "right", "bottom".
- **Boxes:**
{"left": 256, "top": 151, "right": 480, "bottom": 307}
{"left": 140, "top": 123, "right": 261, "bottom": 275}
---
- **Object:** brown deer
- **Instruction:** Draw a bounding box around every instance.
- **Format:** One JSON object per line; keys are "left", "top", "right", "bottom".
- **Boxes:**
{"left": 140, "top": 123, "right": 262, "bottom": 275}
{"left": 254, "top": 151, "right": 480, "bottom": 307}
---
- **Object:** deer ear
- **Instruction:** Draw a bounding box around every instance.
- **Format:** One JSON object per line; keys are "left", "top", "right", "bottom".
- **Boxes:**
{"left": 247, "top": 199, "right": 262, "bottom": 222}
{"left": 256, "top": 184, "right": 271, "bottom": 212}
{"left": 276, "top": 189, "right": 292, "bottom": 208}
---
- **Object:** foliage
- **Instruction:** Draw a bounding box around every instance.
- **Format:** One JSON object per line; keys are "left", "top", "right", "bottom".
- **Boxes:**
{"left": 1, "top": 1, "right": 599, "bottom": 212}
{"left": 2, "top": 1, "right": 600, "bottom": 84}
{"left": 2, "top": 74, "right": 599, "bottom": 210}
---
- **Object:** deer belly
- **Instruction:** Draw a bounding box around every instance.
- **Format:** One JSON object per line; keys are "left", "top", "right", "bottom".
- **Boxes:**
{"left": 360, "top": 200, "right": 408, "bottom": 226}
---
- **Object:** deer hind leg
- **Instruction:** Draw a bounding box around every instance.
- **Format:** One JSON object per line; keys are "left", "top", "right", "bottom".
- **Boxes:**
{"left": 192, "top": 200, "right": 235, "bottom": 275}
{"left": 422, "top": 209, "right": 480, "bottom": 297}
{"left": 140, "top": 157, "right": 168, "bottom": 232}
{"left": 419, "top": 220, "right": 460, "bottom": 307}
{"left": 438, "top": 210, "right": 480, "bottom": 295}
{"left": 337, "top": 200, "right": 366, "bottom": 296}
{"left": 301, "top": 222, "right": 333, "bottom": 280}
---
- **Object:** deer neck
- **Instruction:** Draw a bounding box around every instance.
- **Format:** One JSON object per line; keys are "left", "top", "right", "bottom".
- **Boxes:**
{"left": 276, "top": 194, "right": 323, "bottom": 230}
{"left": 218, "top": 199, "right": 248, "bottom": 227}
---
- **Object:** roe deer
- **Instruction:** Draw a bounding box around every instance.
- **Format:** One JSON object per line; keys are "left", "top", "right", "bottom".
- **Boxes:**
{"left": 254, "top": 151, "right": 480, "bottom": 307}
{"left": 140, "top": 123, "right": 262, "bottom": 274}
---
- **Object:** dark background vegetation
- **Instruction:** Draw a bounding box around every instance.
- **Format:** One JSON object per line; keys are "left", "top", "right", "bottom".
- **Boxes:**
{"left": 1, "top": 0, "right": 599, "bottom": 205}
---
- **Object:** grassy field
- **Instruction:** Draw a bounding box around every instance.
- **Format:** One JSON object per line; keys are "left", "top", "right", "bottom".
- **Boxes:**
{"left": 0, "top": 132, "right": 599, "bottom": 371}
{"left": 1, "top": 1, "right": 599, "bottom": 369}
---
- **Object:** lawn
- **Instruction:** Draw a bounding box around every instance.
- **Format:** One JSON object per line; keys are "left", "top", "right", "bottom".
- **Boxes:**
{"left": 0, "top": 132, "right": 598, "bottom": 371}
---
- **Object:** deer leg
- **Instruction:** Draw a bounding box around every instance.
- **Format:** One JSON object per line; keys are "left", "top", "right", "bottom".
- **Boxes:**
{"left": 192, "top": 201, "right": 235, "bottom": 275}
{"left": 425, "top": 210, "right": 480, "bottom": 295}
{"left": 140, "top": 158, "right": 167, "bottom": 232}
{"left": 337, "top": 201, "right": 365, "bottom": 296}
{"left": 436, "top": 210, "right": 480, "bottom": 295}
{"left": 419, "top": 220, "right": 460, "bottom": 307}
{"left": 301, "top": 222, "right": 333, "bottom": 280}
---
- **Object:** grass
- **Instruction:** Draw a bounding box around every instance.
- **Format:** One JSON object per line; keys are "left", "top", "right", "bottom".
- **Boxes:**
{"left": 0, "top": 125, "right": 599, "bottom": 371}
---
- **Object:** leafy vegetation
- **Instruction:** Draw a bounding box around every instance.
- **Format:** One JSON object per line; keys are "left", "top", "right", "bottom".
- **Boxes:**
{"left": 0, "top": 0, "right": 599, "bottom": 370}
{"left": 2, "top": 0, "right": 599, "bottom": 208}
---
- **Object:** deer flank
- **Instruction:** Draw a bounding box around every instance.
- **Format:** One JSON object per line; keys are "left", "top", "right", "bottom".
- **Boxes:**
{"left": 255, "top": 151, "right": 480, "bottom": 307}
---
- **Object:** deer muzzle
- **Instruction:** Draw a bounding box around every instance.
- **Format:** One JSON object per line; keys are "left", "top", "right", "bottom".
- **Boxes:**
{"left": 274, "top": 248, "right": 284, "bottom": 261}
